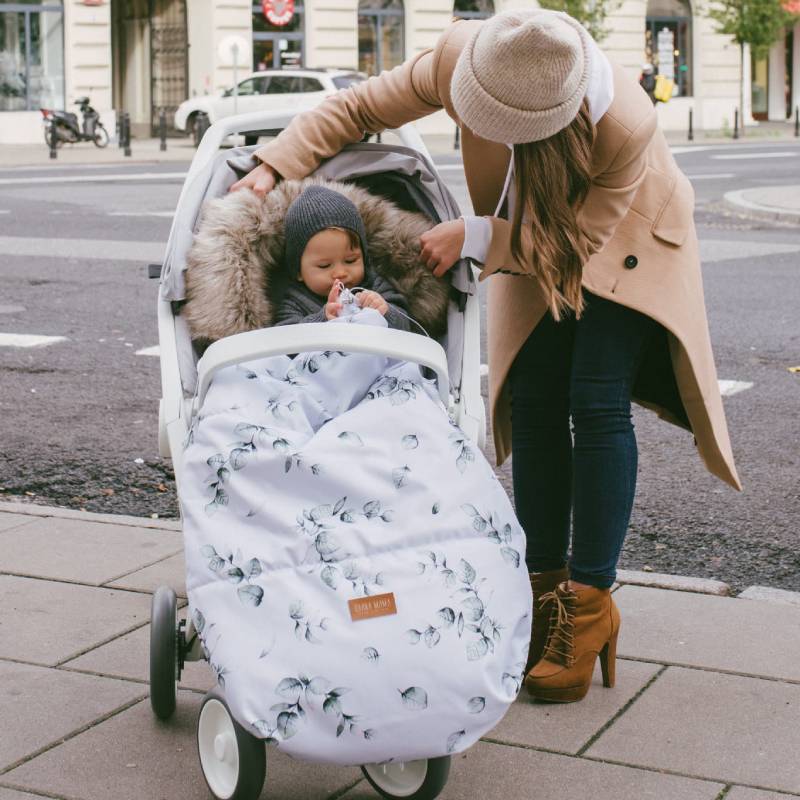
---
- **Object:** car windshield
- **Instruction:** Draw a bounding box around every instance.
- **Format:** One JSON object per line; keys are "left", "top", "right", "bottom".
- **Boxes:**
{"left": 332, "top": 74, "right": 365, "bottom": 90}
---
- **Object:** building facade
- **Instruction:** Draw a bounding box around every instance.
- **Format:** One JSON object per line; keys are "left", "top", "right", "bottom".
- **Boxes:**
{"left": 0, "top": 0, "right": 798, "bottom": 143}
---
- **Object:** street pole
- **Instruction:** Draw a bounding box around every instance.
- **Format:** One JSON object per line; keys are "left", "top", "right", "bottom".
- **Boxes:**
{"left": 795, "top": 106, "right": 799, "bottom": 138}
{"left": 159, "top": 110, "right": 167, "bottom": 152}
{"left": 733, "top": 108, "right": 739, "bottom": 140}
{"left": 454, "top": 125, "right": 461, "bottom": 151}
{"left": 123, "top": 112, "right": 132, "bottom": 157}
{"left": 232, "top": 42, "right": 239, "bottom": 119}
{"left": 688, "top": 109, "right": 693, "bottom": 142}
{"left": 49, "top": 117, "right": 57, "bottom": 159}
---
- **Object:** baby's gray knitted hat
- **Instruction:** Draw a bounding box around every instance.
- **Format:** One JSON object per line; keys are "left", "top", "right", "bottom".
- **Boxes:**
{"left": 284, "top": 185, "right": 370, "bottom": 278}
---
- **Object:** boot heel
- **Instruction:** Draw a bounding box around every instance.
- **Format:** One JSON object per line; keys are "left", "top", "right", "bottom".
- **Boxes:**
{"left": 600, "top": 632, "right": 617, "bottom": 688}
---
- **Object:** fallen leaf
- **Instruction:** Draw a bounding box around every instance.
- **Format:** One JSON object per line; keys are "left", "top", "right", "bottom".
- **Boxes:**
{"left": 157, "top": 483, "right": 167, "bottom": 492}
{"left": 151, "top": 513, "right": 159, "bottom": 519}
{"left": 101, "top": 488, "right": 115, "bottom": 496}
{"left": 788, "top": 366, "right": 800, "bottom": 373}
{"left": 642, "top": 565, "right": 654, "bottom": 572}
{"left": 24, "top": 491, "right": 35, "bottom": 497}
{"left": 134, "top": 458, "right": 144, "bottom": 464}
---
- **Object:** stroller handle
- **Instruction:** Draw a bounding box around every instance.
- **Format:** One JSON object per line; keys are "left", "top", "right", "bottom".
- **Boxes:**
{"left": 194, "top": 324, "right": 450, "bottom": 413}
{"left": 188, "top": 109, "right": 431, "bottom": 186}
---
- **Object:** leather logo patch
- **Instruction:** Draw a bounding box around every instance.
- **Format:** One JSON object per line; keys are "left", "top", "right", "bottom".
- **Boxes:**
{"left": 348, "top": 592, "right": 397, "bottom": 622}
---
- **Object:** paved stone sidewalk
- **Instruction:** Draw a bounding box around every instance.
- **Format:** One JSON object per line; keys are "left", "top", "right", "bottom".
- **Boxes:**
{"left": 724, "top": 185, "right": 800, "bottom": 225}
{"left": 1, "top": 501, "right": 799, "bottom": 800}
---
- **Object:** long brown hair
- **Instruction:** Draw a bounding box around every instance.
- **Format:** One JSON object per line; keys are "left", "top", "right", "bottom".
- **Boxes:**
{"left": 510, "top": 99, "right": 596, "bottom": 320}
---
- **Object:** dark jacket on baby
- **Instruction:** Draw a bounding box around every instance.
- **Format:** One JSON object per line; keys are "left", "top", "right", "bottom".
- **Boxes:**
{"left": 273, "top": 274, "right": 413, "bottom": 331}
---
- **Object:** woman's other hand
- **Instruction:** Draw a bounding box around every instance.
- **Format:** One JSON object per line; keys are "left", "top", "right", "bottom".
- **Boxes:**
{"left": 419, "top": 219, "right": 465, "bottom": 277}
{"left": 230, "top": 162, "right": 278, "bottom": 197}
{"left": 325, "top": 282, "right": 343, "bottom": 320}
{"left": 356, "top": 289, "right": 389, "bottom": 315}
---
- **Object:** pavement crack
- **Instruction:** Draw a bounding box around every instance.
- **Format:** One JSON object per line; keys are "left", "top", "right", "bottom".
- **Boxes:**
{"left": 575, "top": 664, "right": 668, "bottom": 756}
{"left": 0, "top": 694, "right": 147, "bottom": 777}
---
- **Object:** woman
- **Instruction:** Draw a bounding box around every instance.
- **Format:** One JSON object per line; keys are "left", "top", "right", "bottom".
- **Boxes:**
{"left": 231, "top": 10, "right": 740, "bottom": 703}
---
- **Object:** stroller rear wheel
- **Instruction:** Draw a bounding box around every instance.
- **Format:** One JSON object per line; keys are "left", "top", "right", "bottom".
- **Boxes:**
{"left": 198, "top": 690, "right": 266, "bottom": 800}
{"left": 361, "top": 756, "right": 450, "bottom": 800}
{"left": 149, "top": 586, "right": 179, "bottom": 719}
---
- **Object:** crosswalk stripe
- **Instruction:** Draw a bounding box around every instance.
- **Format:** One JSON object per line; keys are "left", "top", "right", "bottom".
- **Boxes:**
{"left": 0, "top": 333, "right": 67, "bottom": 348}
{"left": 0, "top": 171, "right": 186, "bottom": 186}
{"left": 718, "top": 380, "right": 754, "bottom": 397}
{"left": 136, "top": 345, "right": 160, "bottom": 357}
{"left": 0, "top": 236, "right": 165, "bottom": 262}
{"left": 712, "top": 151, "right": 798, "bottom": 160}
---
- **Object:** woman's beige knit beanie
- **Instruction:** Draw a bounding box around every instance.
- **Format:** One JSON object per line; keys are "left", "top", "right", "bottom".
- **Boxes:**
{"left": 450, "top": 9, "right": 591, "bottom": 144}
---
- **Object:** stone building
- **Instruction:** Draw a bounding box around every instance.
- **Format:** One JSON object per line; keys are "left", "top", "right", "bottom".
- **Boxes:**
{"left": 0, "top": 0, "right": 797, "bottom": 143}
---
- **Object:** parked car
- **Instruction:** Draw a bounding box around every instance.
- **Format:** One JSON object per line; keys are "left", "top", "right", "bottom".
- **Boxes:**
{"left": 174, "top": 68, "right": 366, "bottom": 145}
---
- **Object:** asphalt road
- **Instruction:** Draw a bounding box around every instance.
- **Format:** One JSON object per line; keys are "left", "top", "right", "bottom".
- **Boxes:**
{"left": 0, "top": 140, "right": 798, "bottom": 591}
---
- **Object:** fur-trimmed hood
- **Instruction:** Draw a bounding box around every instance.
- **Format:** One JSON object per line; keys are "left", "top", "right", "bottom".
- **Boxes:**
{"left": 183, "top": 178, "right": 450, "bottom": 343}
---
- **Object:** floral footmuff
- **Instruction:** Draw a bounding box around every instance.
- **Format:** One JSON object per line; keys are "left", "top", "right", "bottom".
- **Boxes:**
{"left": 180, "top": 309, "right": 533, "bottom": 766}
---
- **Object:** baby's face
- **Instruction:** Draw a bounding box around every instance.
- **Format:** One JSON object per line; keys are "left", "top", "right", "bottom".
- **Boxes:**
{"left": 299, "top": 228, "right": 365, "bottom": 296}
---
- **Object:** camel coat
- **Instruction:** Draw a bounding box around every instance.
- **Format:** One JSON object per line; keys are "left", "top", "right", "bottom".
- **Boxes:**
{"left": 255, "top": 20, "right": 741, "bottom": 490}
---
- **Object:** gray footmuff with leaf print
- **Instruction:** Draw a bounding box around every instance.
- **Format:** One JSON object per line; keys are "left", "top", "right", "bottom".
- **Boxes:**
{"left": 181, "top": 309, "right": 533, "bottom": 766}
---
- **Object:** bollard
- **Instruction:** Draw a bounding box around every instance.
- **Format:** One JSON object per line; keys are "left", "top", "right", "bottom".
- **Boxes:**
{"left": 123, "top": 112, "right": 132, "bottom": 157}
{"left": 795, "top": 106, "right": 799, "bottom": 138}
{"left": 733, "top": 108, "right": 739, "bottom": 140}
{"left": 159, "top": 110, "right": 167, "bottom": 152}
{"left": 194, "top": 113, "right": 210, "bottom": 147}
{"left": 117, "top": 111, "right": 124, "bottom": 149}
{"left": 49, "top": 117, "right": 57, "bottom": 159}
{"left": 454, "top": 125, "right": 461, "bottom": 151}
{"left": 376, "top": 132, "right": 382, "bottom": 144}
{"left": 688, "top": 108, "right": 693, "bottom": 141}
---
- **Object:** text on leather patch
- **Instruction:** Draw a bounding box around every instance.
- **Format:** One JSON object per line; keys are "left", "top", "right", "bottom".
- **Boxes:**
{"left": 348, "top": 592, "right": 397, "bottom": 621}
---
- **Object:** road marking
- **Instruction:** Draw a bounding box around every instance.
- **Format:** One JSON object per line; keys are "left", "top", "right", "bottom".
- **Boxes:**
{"left": 107, "top": 211, "right": 174, "bottom": 218}
{"left": 712, "top": 151, "right": 798, "bottom": 160}
{"left": 0, "top": 333, "right": 67, "bottom": 348}
{"left": 480, "top": 363, "right": 488, "bottom": 377}
{"left": 136, "top": 345, "right": 160, "bottom": 357}
{"left": 670, "top": 146, "right": 714, "bottom": 155}
{"left": 699, "top": 238, "right": 800, "bottom": 263}
{"left": 0, "top": 210, "right": 10, "bottom": 214}
{"left": 0, "top": 236, "right": 166, "bottom": 262}
{"left": 718, "top": 380, "right": 754, "bottom": 397}
{"left": 433, "top": 164, "right": 465, "bottom": 171}
{"left": 0, "top": 171, "right": 186, "bottom": 186}
{"left": 686, "top": 173, "right": 735, "bottom": 180}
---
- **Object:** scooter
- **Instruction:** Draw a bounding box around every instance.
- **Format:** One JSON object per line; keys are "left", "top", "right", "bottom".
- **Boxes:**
{"left": 41, "top": 97, "right": 109, "bottom": 148}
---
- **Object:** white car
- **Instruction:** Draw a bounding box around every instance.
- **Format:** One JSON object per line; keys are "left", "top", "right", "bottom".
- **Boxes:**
{"left": 174, "top": 68, "right": 365, "bottom": 144}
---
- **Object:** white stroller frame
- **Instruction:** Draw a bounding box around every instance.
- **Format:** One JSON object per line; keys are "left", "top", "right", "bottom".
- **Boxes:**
{"left": 152, "top": 109, "right": 487, "bottom": 800}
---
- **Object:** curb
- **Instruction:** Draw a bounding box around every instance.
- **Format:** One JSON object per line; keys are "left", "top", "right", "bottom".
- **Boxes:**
{"left": 3, "top": 502, "right": 800, "bottom": 605}
{"left": 616, "top": 569, "right": 731, "bottom": 596}
{"left": 722, "top": 189, "right": 800, "bottom": 225}
{"left": 0, "top": 500, "right": 180, "bottom": 532}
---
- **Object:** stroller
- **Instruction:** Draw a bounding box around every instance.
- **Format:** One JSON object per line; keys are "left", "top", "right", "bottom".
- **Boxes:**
{"left": 151, "top": 110, "right": 530, "bottom": 800}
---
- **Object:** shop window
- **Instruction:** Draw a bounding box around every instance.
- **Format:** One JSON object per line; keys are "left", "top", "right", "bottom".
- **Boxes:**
{"left": 645, "top": 0, "right": 692, "bottom": 97}
{"left": 358, "top": 0, "right": 404, "bottom": 77}
{"left": 453, "top": 0, "right": 493, "bottom": 20}
{"left": 0, "top": 1, "right": 64, "bottom": 112}
{"left": 253, "top": 2, "right": 304, "bottom": 70}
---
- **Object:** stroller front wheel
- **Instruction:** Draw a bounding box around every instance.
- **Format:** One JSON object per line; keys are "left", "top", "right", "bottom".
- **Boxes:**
{"left": 361, "top": 756, "right": 451, "bottom": 800}
{"left": 198, "top": 690, "right": 266, "bottom": 800}
{"left": 149, "top": 586, "right": 179, "bottom": 719}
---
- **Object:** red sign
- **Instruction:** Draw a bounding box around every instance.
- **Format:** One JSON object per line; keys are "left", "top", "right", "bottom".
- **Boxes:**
{"left": 262, "top": 0, "right": 295, "bottom": 26}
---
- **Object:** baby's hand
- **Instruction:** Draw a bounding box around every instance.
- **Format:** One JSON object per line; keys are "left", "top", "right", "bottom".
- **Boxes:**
{"left": 325, "top": 283, "right": 343, "bottom": 320}
{"left": 356, "top": 290, "right": 389, "bottom": 316}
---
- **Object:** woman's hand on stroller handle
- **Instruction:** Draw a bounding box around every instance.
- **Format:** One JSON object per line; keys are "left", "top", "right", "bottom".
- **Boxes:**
{"left": 230, "top": 161, "right": 278, "bottom": 197}
{"left": 420, "top": 219, "right": 465, "bottom": 278}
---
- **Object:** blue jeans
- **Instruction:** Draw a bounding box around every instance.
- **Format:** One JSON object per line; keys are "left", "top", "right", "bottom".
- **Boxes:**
{"left": 508, "top": 291, "right": 658, "bottom": 589}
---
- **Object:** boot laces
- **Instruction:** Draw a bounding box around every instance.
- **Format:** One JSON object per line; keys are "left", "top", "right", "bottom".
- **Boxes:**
{"left": 539, "top": 588, "right": 576, "bottom": 667}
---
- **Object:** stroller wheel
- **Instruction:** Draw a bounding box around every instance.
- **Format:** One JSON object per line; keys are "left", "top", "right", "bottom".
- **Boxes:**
{"left": 361, "top": 756, "right": 450, "bottom": 800}
{"left": 198, "top": 690, "right": 266, "bottom": 800}
{"left": 149, "top": 586, "right": 178, "bottom": 719}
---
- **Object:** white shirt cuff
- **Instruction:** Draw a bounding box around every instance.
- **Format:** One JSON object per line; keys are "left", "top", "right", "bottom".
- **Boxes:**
{"left": 459, "top": 215, "right": 492, "bottom": 264}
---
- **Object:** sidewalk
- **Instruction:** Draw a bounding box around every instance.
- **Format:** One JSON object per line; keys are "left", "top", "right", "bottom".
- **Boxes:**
{"left": 1, "top": 120, "right": 798, "bottom": 169}
{"left": 723, "top": 185, "right": 800, "bottom": 225}
{"left": 1, "top": 501, "right": 799, "bottom": 800}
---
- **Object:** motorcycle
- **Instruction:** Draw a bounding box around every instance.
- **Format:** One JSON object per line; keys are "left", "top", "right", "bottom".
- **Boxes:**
{"left": 41, "top": 97, "right": 110, "bottom": 148}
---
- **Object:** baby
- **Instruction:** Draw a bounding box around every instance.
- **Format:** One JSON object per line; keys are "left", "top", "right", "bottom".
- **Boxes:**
{"left": 274, "top": 185, "right": 412, "bottom": 331}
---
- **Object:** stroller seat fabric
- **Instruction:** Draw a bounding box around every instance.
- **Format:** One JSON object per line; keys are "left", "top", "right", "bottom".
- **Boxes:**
{"left": 179, "top": 179, "right": 532, "bottom": 767}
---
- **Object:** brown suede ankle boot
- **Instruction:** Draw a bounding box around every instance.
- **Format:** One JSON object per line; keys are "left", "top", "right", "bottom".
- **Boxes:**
{"left": 525, "top": 567, "right": 569, "bottom": 674}
{"left": 524, "top": 582, "right": 620, "bottom": 703}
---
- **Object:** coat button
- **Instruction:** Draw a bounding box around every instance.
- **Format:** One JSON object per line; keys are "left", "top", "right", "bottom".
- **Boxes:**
{"left": 624, "top": 255, "right": 638, "bottom": 269}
